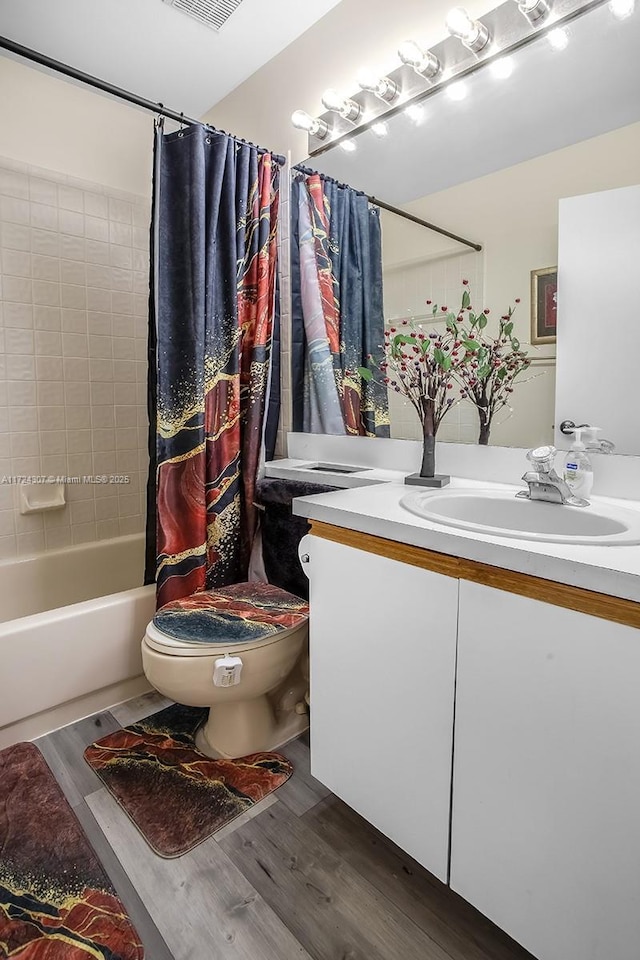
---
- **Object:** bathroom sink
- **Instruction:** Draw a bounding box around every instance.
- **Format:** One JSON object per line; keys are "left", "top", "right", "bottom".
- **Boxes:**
{"left": 400, "top": 488, "right": 640, "bottom": 545}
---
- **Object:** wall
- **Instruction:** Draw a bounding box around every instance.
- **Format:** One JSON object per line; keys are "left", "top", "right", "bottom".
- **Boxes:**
{"left": 0, "top": 155, "right": 150, "bottom": 559}
{"left": 0, "top": 60, "right": 153, "bottom": 560}
{"left": 556, "top": 184, "right": 640, "bottom": 456}
{"left": 380, "top": 121, "right": 640, "bottom": 448}
{"left": 0, "top": 57, "right": 154, "bottom": 197}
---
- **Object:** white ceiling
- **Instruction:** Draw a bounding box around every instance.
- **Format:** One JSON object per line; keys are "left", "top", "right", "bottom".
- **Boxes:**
{"left": 0, "top": 0, "right": 344, "bottom": 118}
{"left": 312, "top": 4, "right": 640, "bottom": 204}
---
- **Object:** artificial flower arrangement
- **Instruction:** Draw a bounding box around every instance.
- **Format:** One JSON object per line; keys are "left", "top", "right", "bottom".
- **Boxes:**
{"left": 360, "top": 282, "right": 532, "bottom": 482}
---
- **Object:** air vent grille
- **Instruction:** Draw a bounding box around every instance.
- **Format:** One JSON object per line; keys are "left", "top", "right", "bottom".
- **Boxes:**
{"left": 163, "top": 0, "right": 243, "bottom": 31}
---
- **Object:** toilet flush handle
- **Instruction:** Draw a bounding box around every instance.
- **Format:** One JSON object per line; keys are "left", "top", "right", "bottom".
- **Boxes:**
{"left": 300, "top": 553, "right": 310, "bottom": 563}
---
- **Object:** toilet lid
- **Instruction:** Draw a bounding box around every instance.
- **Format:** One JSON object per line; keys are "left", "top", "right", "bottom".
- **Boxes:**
{"left": 149, "top": 582, "right": 309, "bottom": 652}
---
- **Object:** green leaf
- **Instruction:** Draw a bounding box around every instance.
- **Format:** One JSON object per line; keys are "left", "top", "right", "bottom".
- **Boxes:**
{"left": 512, "top": 337, "right": 520, "bottom": 351}
{"left": 461, "top": 289, "right": 471, "bottom": 310}
{"left": 478, "top": 314, "right": 488, "bottom": 329}
{"left": 463, "top": 339, "right": 480, "bottom": 352}
{"left": 497, "top": 367, "right": 507, "bottom": 381}
{"left": 477, "top": 364, "right": 491, "bottom": 379}
{"left": 469, "top": 313, "right": 477, "bottom": 327}
{"left": 504, "top": 321, "right": 514, "bottom": 336}
{"left": 433, "top": 347, "right": 445, "bottom": 365}
{"left": 446, "top": 318, "right": 458, "bottom": 334}
{"left": 358, "top": 366, "right": 373, "bottom": 381}
{"left": 441, "top": 354, "right": 452, "bottom": 371}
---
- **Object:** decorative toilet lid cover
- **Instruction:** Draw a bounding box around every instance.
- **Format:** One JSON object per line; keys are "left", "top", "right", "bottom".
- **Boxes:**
{"left": 153, "top": 582, "right": 309, "bottom": 645}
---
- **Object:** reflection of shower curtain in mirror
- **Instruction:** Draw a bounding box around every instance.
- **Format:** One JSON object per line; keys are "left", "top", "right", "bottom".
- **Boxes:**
{"left": 145, "top": 122, "right": 280, "bottom": 607}
{"left": 291, "top": 174, "right": 389, "bottom": 437}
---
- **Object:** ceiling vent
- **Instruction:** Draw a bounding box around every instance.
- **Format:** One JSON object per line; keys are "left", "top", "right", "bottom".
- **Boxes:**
{"left": 162, "top": 0, "right": 244, "bottom": 31}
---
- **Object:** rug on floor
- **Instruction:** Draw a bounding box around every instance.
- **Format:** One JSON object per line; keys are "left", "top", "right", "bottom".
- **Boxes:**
{"left": 84, "top": 703, "right": 293, "bottom": 858}
{"left": 0, "top": 741, "right": 144, "bottom": 960}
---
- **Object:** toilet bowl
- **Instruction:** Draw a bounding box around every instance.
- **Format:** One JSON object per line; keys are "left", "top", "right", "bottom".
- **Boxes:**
{"left": 141, "top": 582, "right": 309, "bottom": 759}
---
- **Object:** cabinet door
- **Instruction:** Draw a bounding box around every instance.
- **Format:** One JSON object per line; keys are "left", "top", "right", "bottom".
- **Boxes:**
{"left": 451, "top": 580, "right": 640, "bottom": 960}
{"left": 303, "top": 534, "right": 458, "bottom": 882}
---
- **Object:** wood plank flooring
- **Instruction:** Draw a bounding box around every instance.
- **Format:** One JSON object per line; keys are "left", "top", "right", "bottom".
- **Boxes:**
{"left": 32, "top": 691, "right": 535, "bottom": 960}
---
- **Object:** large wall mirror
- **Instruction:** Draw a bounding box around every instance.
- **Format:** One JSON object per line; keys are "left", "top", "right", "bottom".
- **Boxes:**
{"left": 307, "top": 1, "right": 640, "bottom": 451}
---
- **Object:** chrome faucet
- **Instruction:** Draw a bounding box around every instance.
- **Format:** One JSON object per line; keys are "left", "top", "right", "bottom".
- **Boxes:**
{"left": 516, "top": 445, "right": 589, "bottom": 507}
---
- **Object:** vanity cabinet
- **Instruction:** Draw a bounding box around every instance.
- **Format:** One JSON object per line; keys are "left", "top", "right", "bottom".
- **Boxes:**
{"left": 303, "top": 522, "right": 640, "bottom": 960}
{"left": 451, "top": 581, "right": 640, "bottom": 960}
{"left": 302, "top": 533, "right": 458, "bottom": 882}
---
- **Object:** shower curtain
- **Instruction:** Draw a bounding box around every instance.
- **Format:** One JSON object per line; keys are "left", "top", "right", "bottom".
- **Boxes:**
{"left": 145, "top": 122, "right": 280, "bottom": 607}
{"left": 291, "top": 172, "right": 389, "bottom": 437}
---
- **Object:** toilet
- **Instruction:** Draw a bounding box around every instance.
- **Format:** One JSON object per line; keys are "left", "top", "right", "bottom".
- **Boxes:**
{"left": 141, "top": 581, "right": 310, "bottom": 759}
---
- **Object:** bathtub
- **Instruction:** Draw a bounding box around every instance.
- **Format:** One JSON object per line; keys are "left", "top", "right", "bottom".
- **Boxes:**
{"left": 0, "top": 535, "right": 156, "bottom": 742}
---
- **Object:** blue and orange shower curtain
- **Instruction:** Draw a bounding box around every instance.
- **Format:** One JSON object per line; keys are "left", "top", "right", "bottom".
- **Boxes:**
{"left": 291, "top": 172, "right": 389, "bottom": 438}
{"left": 145, "top": 123, "right": 280, "bottom": 607}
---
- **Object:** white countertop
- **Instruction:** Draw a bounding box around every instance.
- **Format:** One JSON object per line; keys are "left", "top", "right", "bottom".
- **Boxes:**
{"left": 290, "top": 475, "right": 640, "bottom": 604}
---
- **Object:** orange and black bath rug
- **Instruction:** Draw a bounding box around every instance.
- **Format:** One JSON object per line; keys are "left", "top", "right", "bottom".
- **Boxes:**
{"left": 84, "top": 703, "right": 293, "bottom": 858}
{"left": 0, "top": 741, "right": 143, "bottom": 959}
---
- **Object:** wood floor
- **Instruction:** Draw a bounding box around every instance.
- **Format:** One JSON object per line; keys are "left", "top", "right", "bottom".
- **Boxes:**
{"left": 34, "top": 691, "right": 535, "bottom": 960}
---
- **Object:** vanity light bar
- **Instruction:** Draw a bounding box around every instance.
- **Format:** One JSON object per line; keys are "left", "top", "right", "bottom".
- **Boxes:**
{"left": 296, "top": 0, "right": 619, "bottom": 157}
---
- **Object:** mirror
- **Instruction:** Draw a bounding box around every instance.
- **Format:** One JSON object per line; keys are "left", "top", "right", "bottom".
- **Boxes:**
{"left": 308, "top": 2, "right": 640, "bottom": 450}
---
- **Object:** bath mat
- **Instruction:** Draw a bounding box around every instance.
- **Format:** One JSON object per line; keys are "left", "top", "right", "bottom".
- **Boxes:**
{"left": 84, "top": 703, "right": 293, "bottom": 858}
{"left": 0, "top": 741, "right": 144, "bottom": 959}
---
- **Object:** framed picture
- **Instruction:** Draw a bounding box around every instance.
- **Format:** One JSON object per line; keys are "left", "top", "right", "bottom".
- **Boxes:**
{"left": 531, "top": 266, "right": 557, "bottom": 344}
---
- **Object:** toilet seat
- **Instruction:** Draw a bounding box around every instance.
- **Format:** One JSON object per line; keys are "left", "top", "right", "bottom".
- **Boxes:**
{"left": 145, "top": 581, "right": 309, "bottom": 658}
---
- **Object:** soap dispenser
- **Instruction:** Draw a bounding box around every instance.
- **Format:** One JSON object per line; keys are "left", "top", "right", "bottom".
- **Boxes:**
{"left": 563, "top": 427, "right": 594, "bottom": 500}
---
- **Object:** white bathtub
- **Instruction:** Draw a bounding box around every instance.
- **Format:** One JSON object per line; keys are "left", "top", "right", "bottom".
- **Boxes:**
{"left": 0, "top": 535, "right": 156, "bottom": 740}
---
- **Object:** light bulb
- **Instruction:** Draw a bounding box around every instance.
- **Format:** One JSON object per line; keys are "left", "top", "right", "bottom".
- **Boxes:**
{"left": 357, "top": 68, "right": 399, "bottom": 102}
{"left": 490, "top": 56, "right": 514, "bottom": 79}
{"left": 371, "top": 122, "right": 389, "bottom": 138}
{"left": 445, "top": 7, "right": 490, "bottom": 51}
{"left": 404, "top": 103, "right": 425, "bottom": 123}
{"left": 446, "top": 80, "right": 468, "bottom": 101}
{"left": 291, "top": 110, "right": 329, "bottom": 139}
{"left": 609, "top": 0, "right": 635, "bottom": 18}
{"left": 321, "top": 88, "right": 361, "bottom": 121}
{"left": 512, "top": 0, "right": 551, "bottom": 24}
{"left": 397, "top": 40, "right": 441, "bottom": 78}
{"left": 547, "top": 26, "right": 569, "bottom": 49}
{"left": 340, "top": 140, "right": 357, "bottom": 153}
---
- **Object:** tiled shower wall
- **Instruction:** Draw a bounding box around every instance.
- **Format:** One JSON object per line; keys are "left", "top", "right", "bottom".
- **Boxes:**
{"left": 383, "top": 250, "right": 484, "bottom": 442}
{"left": 0, "top": 157, "right": 151, "bottom": 560}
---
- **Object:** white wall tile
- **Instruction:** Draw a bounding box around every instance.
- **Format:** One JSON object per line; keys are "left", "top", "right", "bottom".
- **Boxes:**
{"left": 32, "top": 255, "right": 60, "bottom": 282}
{"left": 1, "top": 196, "right": 30, "bottom": 225}
{"left": 2, "top": 249, "right": 31, "bottom": 277}
{"left": 60, "top": 234, "right": 85, "bottom": 261}
{"left": 85, "top": 240, "right": 110, "bottom": 264}
{"left": 58, "top": 185, "right": 84, "bottom": 213}
{"left": 30, "top": 203, "right": 58, "bottom": 232}
{"left": 4, "top": 303, "right": 33, "bottom": 328}
{"left": 59, "top": 209, "right": 84, "bottom": 237}
{"left": 110, "top": 245, "right": 133, "bottom": 269}
{"left": 60, "top": 260, "right": 86, "bottom": 285}
{"left": 85, "top": 215, "right": 109, "bottom": 242}
{"left": 1, "top": 157, "right": 150, "bottom": 556}
{"left": 4, "top": 276, "right": 32, "bottom": 303}
{"left": 32, "top": 280, "right": 59, "bottom": 306}
{"left": 0, "top": 169, "right": 29, "bottom": 199}
{"left": 84, "top": 192, "right": 108, "bottom": 218}
{"left": 1, "top": 222, "right": 30, "bottom": 251}
{"left": 31, "top": 228, "right": 60, "bottom": 257}
{"left": 29, "top": 178, "right": 57, "bottom": 206}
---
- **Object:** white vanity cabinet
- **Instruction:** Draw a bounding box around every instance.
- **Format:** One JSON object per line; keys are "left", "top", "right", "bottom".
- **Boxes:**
{"left": 451, "top": 580, "right": 640, "bottom": 960}
{"left": 302, "top": 533, "right": 459, "bottom": 882}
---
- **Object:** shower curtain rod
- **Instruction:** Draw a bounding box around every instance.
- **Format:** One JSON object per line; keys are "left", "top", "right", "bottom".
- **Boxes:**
{"left": 293, "top": 164, "right": 482, "bottom": 252}
{"left": 0, "top": 35, "right": 286, "bottom": 166}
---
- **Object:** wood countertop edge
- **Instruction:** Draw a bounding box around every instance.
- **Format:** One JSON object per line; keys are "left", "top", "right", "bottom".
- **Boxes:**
{"left": 308, "top": 520, "right": 640, "bottom": 631}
